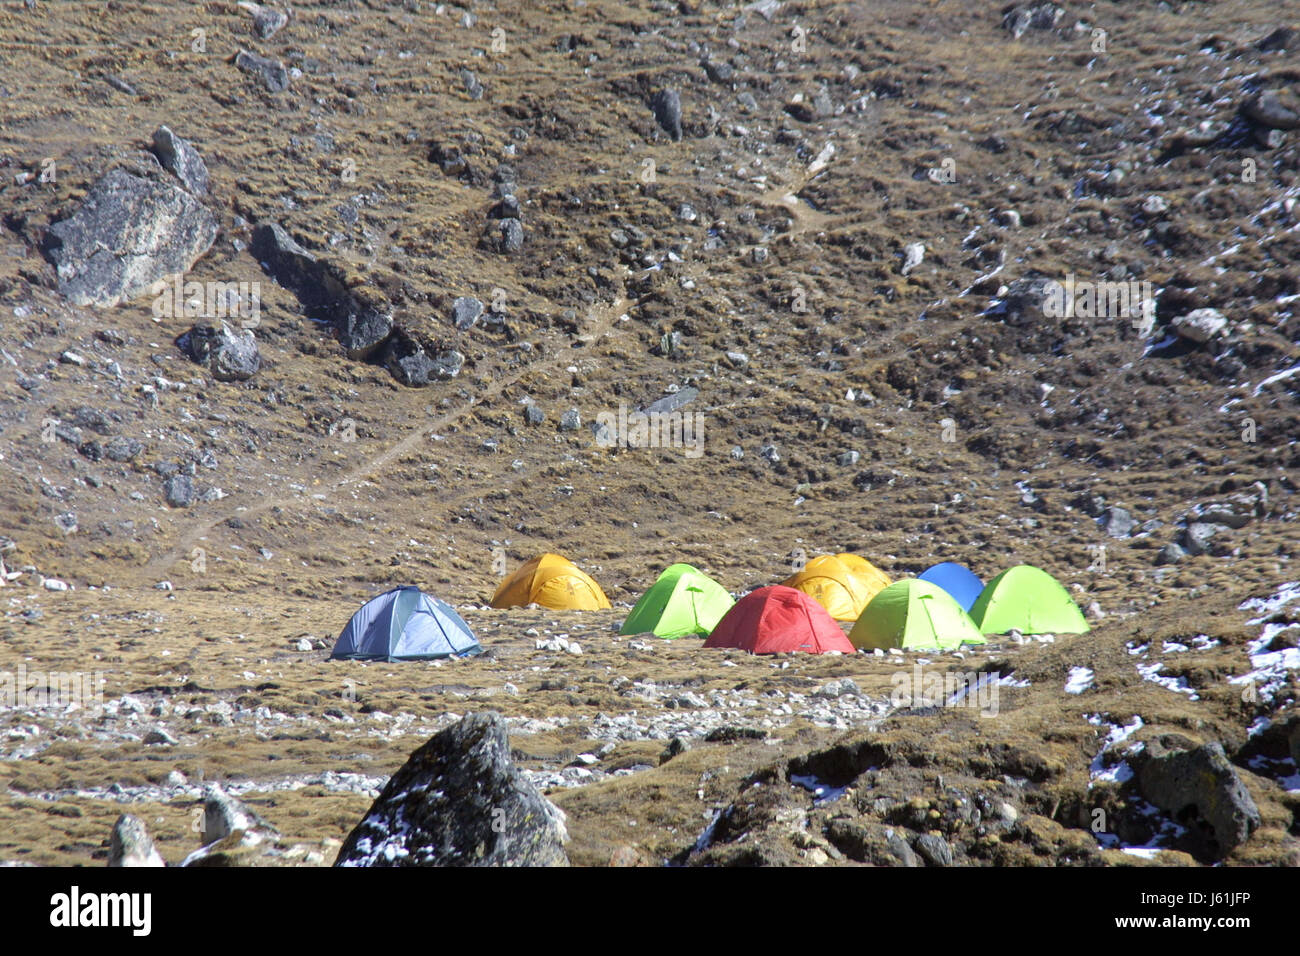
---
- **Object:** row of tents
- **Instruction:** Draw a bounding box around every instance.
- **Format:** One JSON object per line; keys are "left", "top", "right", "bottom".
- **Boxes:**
{"left": 330, "top": 552, "right": 1090, "bottom": 661}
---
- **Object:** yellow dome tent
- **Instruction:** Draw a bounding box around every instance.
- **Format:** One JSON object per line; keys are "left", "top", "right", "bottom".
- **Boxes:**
{"left": 782, "top": 554, "right": 887, "bottom": 622}
{"left": 490, "top": 553, "right": 612, "bottom": 611}
{"left": 835, "top": 553, "right": 892, "bottom": 596}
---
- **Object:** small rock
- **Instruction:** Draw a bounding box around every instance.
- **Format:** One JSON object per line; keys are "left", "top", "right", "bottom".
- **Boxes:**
{"left": 239, "top": 2, "right": 288, "bottom": 40}
{"left": 1172, "top": 308, "right": 1227, "bottom": 345}
{"left": 900, "top": 242, "right": 925, "bottom": 277}
{"left": 234, "top": 50, "right": 289, "bottom": 93}
{"left": 1099, "top": 506, "right": 1134, "bottom": 538}
{"left": 151, "top": 126, "right": 210, "bottom": 196}
{"left": 651, "top": 88, "right": 683, "bottom": 141}
{"left": 913, "top": 833, "right": 953, "bottom": 867}
{"left": 559, "top": 409, "right": 581, "bottom": 431}
{"left": 108, "top": 814, "right": 165, "bottom": 867}
{"left": 164, "top": 474, "right": 195, "bottom": 508}
{"left": 451, "top": 296, "right": 484, "bottom": 331}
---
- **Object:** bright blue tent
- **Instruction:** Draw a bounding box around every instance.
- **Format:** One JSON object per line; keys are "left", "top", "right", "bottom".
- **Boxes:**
{"left": 917, "top": 563, "right": 984, "bottom": 612}
{"left": 331, "top": 586, "right": 482, "bottom": 661}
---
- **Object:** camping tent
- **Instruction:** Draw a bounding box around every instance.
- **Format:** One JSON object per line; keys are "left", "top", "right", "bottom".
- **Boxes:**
{"left": 782, "top": 554, "right": 880, "bottom": 622}
{"left": 489, "top": 553, "right": 612, "bottom": 611}
{"left": 917, "top": 562, "right": 985, "bottom": 612}
{"left": 331, "top": 586, "right": 483, "bottom": 661}
{"left": 849, "top": 579, "right": 987, "bottom": 652}
{"left": 704, "top": 585, "right": 855, "bottom": 654}
{"left": 968, "top": 565, "right": 1090, "bottom": 635}
{"left": 620, "top": 563, "right": 735, "bottom": 638}
{"left": 834, "top": 553, "right": 893, "bottom": 596}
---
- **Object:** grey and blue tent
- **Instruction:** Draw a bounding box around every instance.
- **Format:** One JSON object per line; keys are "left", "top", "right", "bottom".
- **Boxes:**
{"left": 917, "top": 562, "right": 984, "bottom": 613}
{"left": 331, "top": 586, "right": 482, "bottom": 661}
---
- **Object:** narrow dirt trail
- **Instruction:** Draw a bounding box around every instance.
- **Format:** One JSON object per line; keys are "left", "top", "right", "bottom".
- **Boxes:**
{"left": 145, "top": 282, "right": 632, "bottom": 576}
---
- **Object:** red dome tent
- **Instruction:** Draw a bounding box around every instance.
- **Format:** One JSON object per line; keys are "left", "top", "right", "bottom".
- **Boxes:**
{"left": 704, "top": 586, "right": 855, "bottom": 655}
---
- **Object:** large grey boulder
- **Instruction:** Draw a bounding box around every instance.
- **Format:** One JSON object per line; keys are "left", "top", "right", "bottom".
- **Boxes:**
{"left": 44, "top": 169, "right": 217, "bottom": 307}
{"left": 335, "top": 711, "right": 569, "bottom": 867}
{"left": 108, "top": 814, "right": 165, "bottom": 867}
{"left": 1133, "top": 740, "right": 1261, "bottom": 861}
{"left": 250, "top": 222, "right": 392, "bottom": 358}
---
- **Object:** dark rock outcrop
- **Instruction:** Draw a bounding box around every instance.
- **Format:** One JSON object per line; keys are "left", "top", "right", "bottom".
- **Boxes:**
{"left": 1132, "top": 739, "right": 1261, "bottom": 861}
{"left": 250, "top": 222, "right": 393, "bottom": 359}
{"left": 335, "top": 711, "right": 569, "bottom": 867}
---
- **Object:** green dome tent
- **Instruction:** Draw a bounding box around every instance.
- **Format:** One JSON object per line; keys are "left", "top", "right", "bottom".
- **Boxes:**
{"left": 620, "top": 563, "right": 735, "bottom": 638}
{"left": 849, "top": 579, "right": 987, "bottom": 651}
{"left": 969, "top": 565, "right": 1090, "bottom": 635}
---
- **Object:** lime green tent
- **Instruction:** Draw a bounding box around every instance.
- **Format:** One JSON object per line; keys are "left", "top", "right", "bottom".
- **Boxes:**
{"left": 849, "top": 579, "right": 987, "bottom": 651}
{"left": 969, "top": 564, "right": 1090, "bottom": 635}
{"left": 620, "top": 563, "right": 735, "bottom": 638}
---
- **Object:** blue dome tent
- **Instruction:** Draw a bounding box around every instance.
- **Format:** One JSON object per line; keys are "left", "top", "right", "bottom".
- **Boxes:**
{"left": 917, "top": 562, "right": 985, "bottom": 613}
{"left": 331, "top": 586, "right": 483, "bottom": 661}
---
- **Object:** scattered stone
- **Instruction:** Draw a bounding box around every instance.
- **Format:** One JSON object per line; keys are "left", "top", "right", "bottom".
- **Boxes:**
{"left": 913, "top": 833, "right": 953, "bottom": 866}
{"left": 1002, "top": 2, "right": 1064, "bottom": 39}
{"left": 651, "top": 88, "right": 683, "bottom": 141}
{"left": 150, "top": 126, "right": 210, "bottom": 195}
{"left": 1180, "top": 522, "right": 1219, "bottom": 556}
{"left": 43, "top": 169, "right": 217, "bottom": 308}
{"left": 104, "top": 436, "right": 143, "bottom": 462}
{"left": 451, "top": 296, "right": 483, "bottom": 331}
{"left": 108, "top": 814, "right": 165, "bottom": 867}
{"left": 1099, "top": 506, "right": 1134, "bottom": 538}
{"left": 382, "top": 330, "right": 464, "bottom": 387}
{"left": 659, "top": 736, "right": 689, "bottom": 764}
{"left": 335, "top": 712, "right": 569, "bottom": 866}
{"left": 164, "top": 474, "right": 195, "bottom": 508}
{"left": 1242, "top": 90, "right": 1300, "bottom": 131}
{"left": 234, "top": 50, "right": 289, "bottom": 93}
{"left": 177, "top": 322, "right": 261, "bottom": 381}
{"left": 144, "top": 728, "right": 178, "bottom": 746}
{"left": 900, "top": 241, "right": 925, "bottom": 277}
{"left": 460, "top": 68, "right": 484, "bottom": 100}
{"left": 1172, "top": 308, "right": 1227, "bottom": 344}
{"left": 492, "top": 218, "right": 524, "bottom": 254}
{"left": 559, "top": 409, "right": 581, "bottom": 431}
{"left": 238, "top": 2, "right": 288, "bottom": 40}
{"left": 201, "top": 784, "right": 278, "bottom": 846}
{"left": 1156, "top": 542, "right": 1187, "bottom": 565}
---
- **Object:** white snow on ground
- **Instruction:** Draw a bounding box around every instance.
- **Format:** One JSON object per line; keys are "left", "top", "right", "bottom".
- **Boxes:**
{"left": 1086, "top": 714, "right": 1144, "bottom": 785}
{"left": 1252, "top": 362, "right": 1300, "bottom": 396}
{"left": 1119, "top": 847, "right": 1162, "bottom": 860}
{"left": 1125, "top": 641, "right": 1149, "bottom": 657}
{"left": 1064, "top": 667, "right": 1094, "bottom": 694}
{"left": 1136, "top": 662, "right": 1200, "bottom": 700}
{"left": 1230, "top": 582, "right": 1300, "bottom": 704}
{"left": 998, "top": 674, "right": 1031, "bottom": 688}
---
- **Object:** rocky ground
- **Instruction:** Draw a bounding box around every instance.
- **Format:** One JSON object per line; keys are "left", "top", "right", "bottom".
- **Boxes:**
{"left": 0, "top": 0, "right": 1298, "bottom": 866}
